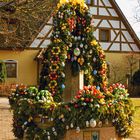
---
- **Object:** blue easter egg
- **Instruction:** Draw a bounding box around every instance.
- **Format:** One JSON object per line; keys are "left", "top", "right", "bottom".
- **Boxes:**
{"left": 96, "top": 86, "right": 100, "bottom": 90}
{"left": 93, "top": 70, "right": 97, "bottom": 75}
{"left": 61, "top": 84, "right": 65, "bottom": 89}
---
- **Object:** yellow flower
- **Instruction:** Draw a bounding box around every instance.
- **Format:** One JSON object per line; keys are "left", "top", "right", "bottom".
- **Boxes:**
{"left": 81, "top": 97, "right": 84, "bottom": 101}
{"left": 28, "top": 116, "right": 33, "bottom": 122}
{"left": 58, "top": 0, "right": 68, "bottom": 7}
{"left": 60, "top": 0, "right": 68, "bottom": 4}
{"left": 58, "top": 0, "right": 88, "bottom": 8}
{"left": 54, "top": 39, "right": 61, "bottom": 43}
{"left": 91, "top": 40, "right": 98, "bottom": 46}
{"left": 99, "top": 98, "right": 105, "bottom": 104}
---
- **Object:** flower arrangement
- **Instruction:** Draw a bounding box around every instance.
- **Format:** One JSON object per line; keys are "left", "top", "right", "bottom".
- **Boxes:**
{"left": 39, "top": 0, "right": 108, "bottom": 102}
{"left": 9, "top": 0, "right": 134, "bottom": 140}
{"left": 9, "top": 84, "right": 134, "bottom": 139}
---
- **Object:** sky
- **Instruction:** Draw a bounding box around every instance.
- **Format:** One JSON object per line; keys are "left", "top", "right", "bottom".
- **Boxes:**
{"left": 116, "top": 0, "right": 140, "bottom": 38}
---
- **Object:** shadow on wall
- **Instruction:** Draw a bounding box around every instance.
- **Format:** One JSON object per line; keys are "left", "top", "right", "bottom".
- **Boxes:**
{"left": 128, "top": 85, "right": 140, "bottom": 97}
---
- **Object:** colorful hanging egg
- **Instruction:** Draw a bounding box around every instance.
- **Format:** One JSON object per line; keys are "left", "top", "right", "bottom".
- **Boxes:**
{"left": 86, "top": 121, "right": 89, "bottom": 127}
{"left": 90, "top": 119, "right": 96, "bottom": 128}
{"left": 70, "top": 123, "right": 74, "bottom": 128}
{"left": 74, "top": 48, "right": 81, "bottom": 56}
{"left": 61, "top": 72, "right": 65, "bottom": 78}
{"left": 80, "top": 43, "right": 84, "bottom": 48}
{"left": 66, "top": 125, "right": 69, "bottom": 130}
{"left": 76, "top": 127, "right": 80, "bottom": 133}
{"left": 78, "top": 57, "right": 84, "bottom": 65}
{"left": 96, "top": 86, "right": 100, "bottom": 90}
{"left": 78, "top": 36, "right": 81, "bottom": 40}
{"left": 61, "top": 84, "right": 65, "bottom": 89}
{"left": 98, "top": 121, "right": 103, "bottom": 128}
{"left": 84, "top": 69, "right": 88, "bottom": 74}
{"left": 84, "top": 45, "right": 88, "bottom": 49}
{"left": 93, "top": 70, "right": 97, "bottom": 75}
{"left": 93, "top": 57, "right": 96, "bottom": 62}
{"left": 61, "top": 62, "right": 65, "bottom": 67}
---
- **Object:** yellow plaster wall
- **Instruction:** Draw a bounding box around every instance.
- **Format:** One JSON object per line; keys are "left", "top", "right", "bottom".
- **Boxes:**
{"left": 0, "top": 49, "right": 140, "bottom": 87}
{"left": 105, "top": 52, "right": 140, "bottom": 84}
{"left": 0, "top": 49, "right": 39, "bottom": 86}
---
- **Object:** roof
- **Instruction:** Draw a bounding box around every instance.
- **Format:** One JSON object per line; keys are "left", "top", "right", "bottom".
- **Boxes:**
{"left": 33, "top": 0, "right": 140, "bottom": 53}
{"left": 1, "top": 0, "right": 140, "bottom": 51}
{"left": 0, "top": 0, "right": 57, "bottom": 50}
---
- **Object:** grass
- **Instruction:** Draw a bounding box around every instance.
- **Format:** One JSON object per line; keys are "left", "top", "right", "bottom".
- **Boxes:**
{"left": 129, "top": 98, "right": 140, "bottom": 140}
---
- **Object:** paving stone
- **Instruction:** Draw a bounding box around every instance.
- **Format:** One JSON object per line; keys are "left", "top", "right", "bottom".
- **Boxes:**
{"left": 0, "top": 97, "right": 15, "bottom": 140}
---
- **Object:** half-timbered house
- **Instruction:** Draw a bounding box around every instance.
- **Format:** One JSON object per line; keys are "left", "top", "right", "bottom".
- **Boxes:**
{"left": 32, "top": 0, "right": 140, "bottom": 84}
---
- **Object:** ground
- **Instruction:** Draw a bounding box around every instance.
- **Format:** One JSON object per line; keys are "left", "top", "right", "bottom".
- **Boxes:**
{"left": 0, "top": 97, "right": 138, "bottom": 140}
{"left": 0, "top": 97, "right": 15, "bottom": 140}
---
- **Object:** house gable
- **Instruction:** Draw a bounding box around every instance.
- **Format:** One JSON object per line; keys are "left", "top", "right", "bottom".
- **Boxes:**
{"left": 30, "top": 0, "right": 140, "bottom": 52}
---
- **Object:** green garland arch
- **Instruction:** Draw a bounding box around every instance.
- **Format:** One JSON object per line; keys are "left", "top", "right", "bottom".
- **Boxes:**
{"left": 39, "top": 1, "right": 108, "bottom": 102}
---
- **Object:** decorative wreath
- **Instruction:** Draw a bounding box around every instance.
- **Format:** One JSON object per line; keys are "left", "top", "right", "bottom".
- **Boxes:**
{"left": 39, "top": 0, "right": 108, "bottom": 102}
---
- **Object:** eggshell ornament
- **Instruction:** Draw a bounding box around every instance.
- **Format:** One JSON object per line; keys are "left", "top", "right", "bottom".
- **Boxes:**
{"left": 75, "top": 36, "right": 78, "bottom": 41}
{"left": 90, "top": 119, "right": 96, "bottom": 128}
{"left": 61, "top": 84, "right": 65, "bottom": 89}
{"left": 70, "top": 123, "right": 74, "bottom": 128}
{"left": 74, "top": 48, "right": 81, "bottom": 56}
{"left": 76, "top": 127, "right": 80, "bottom": 133}
{"left": 78, "top": 36, "right": 81, "bottom": 40}
{"left": 80, "top": 43, "right": 84, "bottom": 48}
{"left": 93, "top": 57, "right": 96, "bottom": 62}
{"left": 84, "top": 69, "right": 88, "bottom": 74}
{"left": 61, "top": 62, "right": 65, "bottom": 67}
{"left": 66, "top": 125, "right": 69, "bottom": 130}
{"left": 98, "top": 121, "right": 103, "bottom": 128}
{"left": 84, "top": 45, "right": 88, "bottom": 49}
{"left": 86, "top": 121, "right": 89, "bottom": 127}
{"left": 69, "top": 43, "right": 72, "bottom": 47}
{"left": 93, "top": 70, "right": 97, "bottom": 75}
{"left": 61, "top": 72, "right": 65, "bottom": 78}
{"left": 105, "top": 119, "right": 109, "bottom": 125}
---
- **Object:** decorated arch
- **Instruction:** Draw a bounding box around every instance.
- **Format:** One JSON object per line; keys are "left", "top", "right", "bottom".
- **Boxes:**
{"left": 39, "top": 0, "right": 108, "bottom": 102}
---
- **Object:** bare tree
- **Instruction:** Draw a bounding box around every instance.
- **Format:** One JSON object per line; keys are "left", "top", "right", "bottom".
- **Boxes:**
{"left": 0, "top": 0, "right": 58, "bottom": 48}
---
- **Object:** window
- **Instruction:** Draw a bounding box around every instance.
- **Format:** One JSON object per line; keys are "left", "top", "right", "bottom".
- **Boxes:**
{"left": 5, "top": 60, "right": 17, "bottom": 78}
{"left": 99, "top": 29, "right": 110, "bottom": 42}
{"left": 86, "top": 0, "right": 94, "bottom": 5}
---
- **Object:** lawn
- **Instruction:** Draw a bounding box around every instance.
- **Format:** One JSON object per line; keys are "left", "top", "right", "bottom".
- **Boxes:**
{"left": 129, "top": 98, "right": 140, "bottom": 140}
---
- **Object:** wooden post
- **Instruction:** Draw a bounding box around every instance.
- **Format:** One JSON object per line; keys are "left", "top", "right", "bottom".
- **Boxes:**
{"left": 63, "top": 63, "right": 84, "bottom": 102}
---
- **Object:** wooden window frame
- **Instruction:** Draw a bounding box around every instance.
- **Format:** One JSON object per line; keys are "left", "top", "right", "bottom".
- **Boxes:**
{"left": 99, "top": 28, "right": 110, "bottom": 42}
{"left": 86, "top": 0, "right": 94, "bottom": 6}
{"left": 5, "top": 60, "right": 17, "bottom": 78}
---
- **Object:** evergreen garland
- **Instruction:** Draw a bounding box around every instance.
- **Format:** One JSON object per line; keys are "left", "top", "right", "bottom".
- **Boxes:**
{"left": 39, "top": 0, "right": 108, "bottom": 102}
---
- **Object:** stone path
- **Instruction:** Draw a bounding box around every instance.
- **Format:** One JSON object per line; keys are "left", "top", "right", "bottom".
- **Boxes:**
{"left": 0, "top": 97, "right": 15, "bottom": 140}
